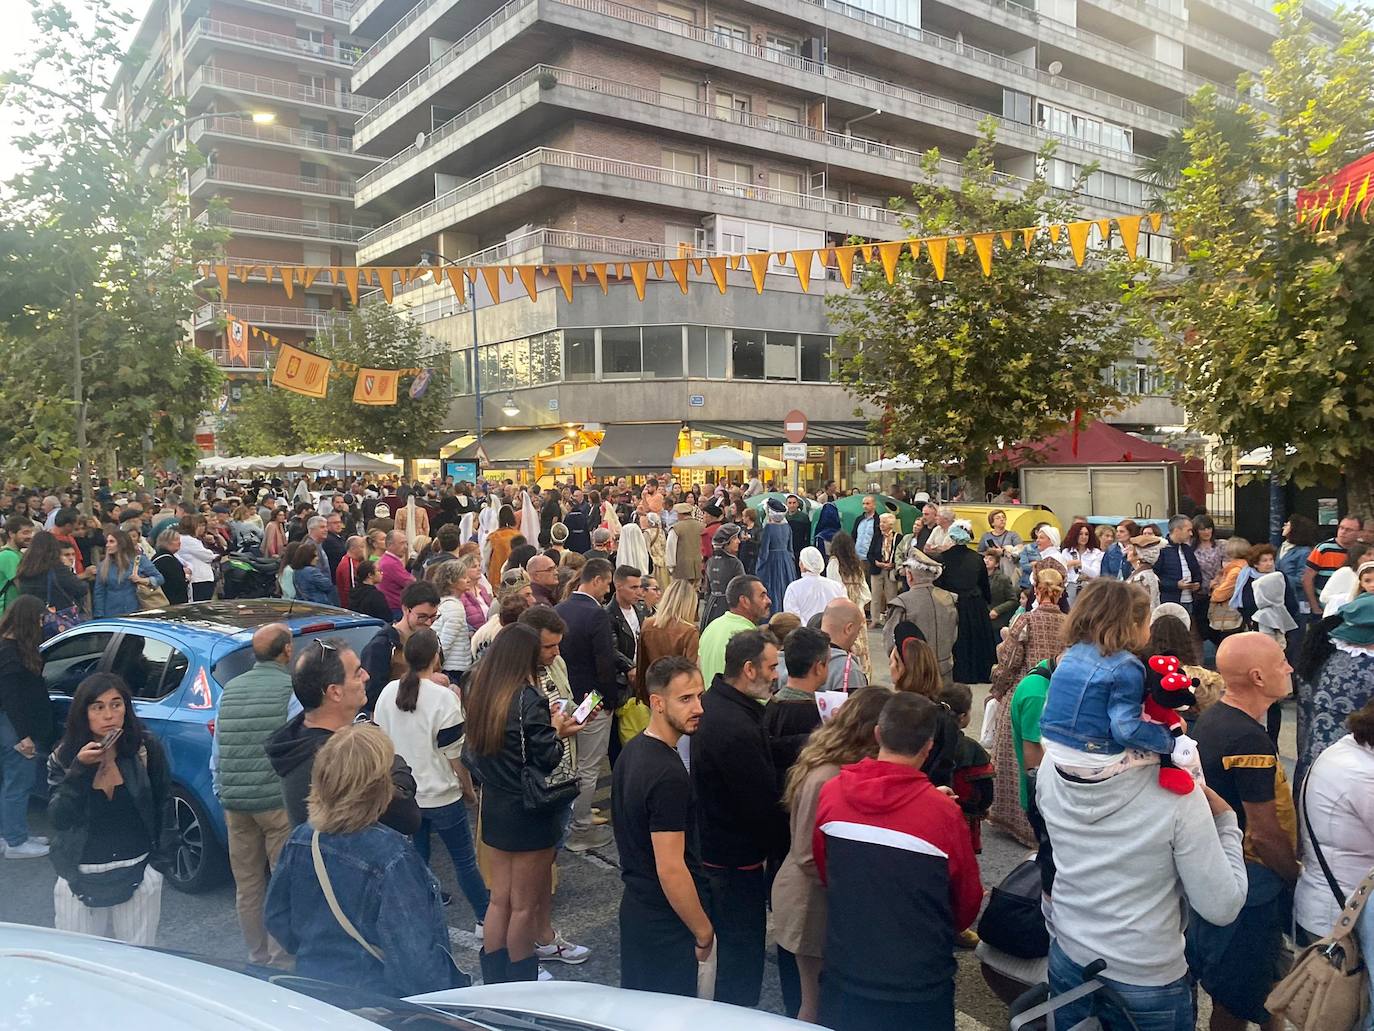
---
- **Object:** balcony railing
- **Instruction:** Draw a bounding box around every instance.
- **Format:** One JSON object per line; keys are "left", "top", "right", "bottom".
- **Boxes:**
{"left": 195, "top": 303, "right": 349, "bottom": 328}
{"left": 192, "top": 164, "right": 357, "bottom": 198}
{"left": 197, "top": 209, "right": 373, "bottom": 244}
{"left": 355, "top": 0, "right": 443, "bottom": 75}
{"left": 186, "top": 19, "right": 362, "bottom": 67}
{"left": 1081, "top": 0, "right": 1270, "bottom": 67}
{"left": 362, "top": 65, "right": 1024, "bottom": 197}
{"left": 190, "top": 116, "right": 375, "bottom": 159}
{"left": 205, "top": 347, "right": 272, "bottom": 369}
{"left": 197, "top": 257, "right": 352, "bottom": 281}
{"left": 188, "top": 67, "right": 372, "bottom": 114}
{"left": 237, "top": 0, "right": 353, "bottom": 20}
{"left": 361, "top": 147, "right": 909, "bottom": 253}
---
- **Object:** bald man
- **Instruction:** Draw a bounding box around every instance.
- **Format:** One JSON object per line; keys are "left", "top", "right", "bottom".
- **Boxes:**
{"left": 779, "top": 598, "right": 870, "bottom": 694}
{"left": 527, "top": 553, "right": 560, "bottom": 606}
{"left": 213, "top": 623, "right": 297, "bottom": 967}
{"left": 1187, "top": 632, "right": 1299, "bottom": 1031}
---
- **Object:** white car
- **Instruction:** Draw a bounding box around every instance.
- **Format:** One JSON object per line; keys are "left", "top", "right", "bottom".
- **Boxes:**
{"left": 0, "top": 923, "right": 809, "bottom": 1030}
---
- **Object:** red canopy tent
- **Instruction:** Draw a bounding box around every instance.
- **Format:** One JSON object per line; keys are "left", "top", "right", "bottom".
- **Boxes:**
{"left": 1007, "top": 421, "right": 1209, "bottom": 504}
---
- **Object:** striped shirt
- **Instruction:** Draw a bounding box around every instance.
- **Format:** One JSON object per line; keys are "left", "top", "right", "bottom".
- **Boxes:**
{"left": 1306, "top": 540, "right": 1348, "bottom": 593}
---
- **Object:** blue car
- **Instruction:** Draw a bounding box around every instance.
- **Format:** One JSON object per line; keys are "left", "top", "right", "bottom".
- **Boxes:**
{"left": 41, "top": 600, "right": 386, "bottom": 894}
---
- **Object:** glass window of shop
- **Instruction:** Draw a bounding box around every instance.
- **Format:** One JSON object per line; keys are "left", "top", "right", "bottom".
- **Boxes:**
{"left": 765, "top": 333, "right": 797, "bottom": 380}
{"left": 602, "top": 326, "right": 642, "bottom": 380}
{"left": 532, "top": 331, "right": 561, "bottom": 383}
{"left": 732, "top": 329, "right": 765, "bottom": 379}
{"left": 688, "top": 326, "right": 729, "bottom": 378}
{"left": 449, "top": 349, "right": 472, "bottom": 395}
{"left": 642, "top": 325, "right": 684, "bottom": 379}
{"left": 565, "top": 328, "right": 596, "bottom": 381}
{"left": 800, "top": 334, "right": 830, "bottom": 381}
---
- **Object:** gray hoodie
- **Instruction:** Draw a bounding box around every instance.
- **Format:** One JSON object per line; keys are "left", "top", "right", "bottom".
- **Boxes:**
{"left": 1037, "top": 762, "right": 1248, "bottom": 985}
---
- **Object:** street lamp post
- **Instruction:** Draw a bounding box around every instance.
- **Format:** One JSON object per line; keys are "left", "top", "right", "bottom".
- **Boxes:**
{"left": 419, "top": 249, "right": 491, "bottom": 460}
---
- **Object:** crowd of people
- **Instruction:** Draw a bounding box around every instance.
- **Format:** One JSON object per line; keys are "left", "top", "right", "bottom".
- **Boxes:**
{"left": 3, "top": 470, "right": 1374, "bottom": 1031}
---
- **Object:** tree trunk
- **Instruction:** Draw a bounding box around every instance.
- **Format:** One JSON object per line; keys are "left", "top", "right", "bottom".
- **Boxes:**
{"left": 1347, "top": 458, "right": 1374, "bottom": 522}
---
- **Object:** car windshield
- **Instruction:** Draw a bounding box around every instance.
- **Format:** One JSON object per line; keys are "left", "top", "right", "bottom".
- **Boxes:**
{"left": 211, "top": 626, "right": 381, "bottom": 685}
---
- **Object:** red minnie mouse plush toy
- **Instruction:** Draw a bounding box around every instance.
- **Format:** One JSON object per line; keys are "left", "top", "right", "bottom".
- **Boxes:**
{"left": 1143, "top": 655, "right": 1200, "bottom": 796}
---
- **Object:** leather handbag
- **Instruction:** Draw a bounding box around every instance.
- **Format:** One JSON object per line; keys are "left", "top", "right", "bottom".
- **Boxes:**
{"left": 518, "top": 703, "right": 577, "bottom": 814}
{"left": 311, "top": 831, "right": 469, "bottom": 988}
{"left": 1264, "top": 774, "right": 1372, "bottom": 1031}
{"left": 42, "top": 571, "right": 83, "bottom": 640}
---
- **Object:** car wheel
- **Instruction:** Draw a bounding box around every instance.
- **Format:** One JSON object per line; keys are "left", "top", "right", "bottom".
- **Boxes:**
{"left": 167, "top": 786, "right": 227, "bottom": 894}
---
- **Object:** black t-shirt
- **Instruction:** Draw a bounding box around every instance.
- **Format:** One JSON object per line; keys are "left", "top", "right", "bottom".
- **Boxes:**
{"left": 1193, "top": 700, "right": 1297, "bottom": 864}
{"left": 611, "top": 733, "right": 703, "bottom": 911}
{"left": 81, "top": 783, "right": 151, "bottom": 864}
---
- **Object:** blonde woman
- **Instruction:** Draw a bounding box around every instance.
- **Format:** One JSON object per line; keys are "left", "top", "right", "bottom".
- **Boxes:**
{"left": 771, "top": 688, "right": 888, "bottom": 1022}
{"left": 825, "top": 531, "right": 873, "bottom": 678}
{"left": 634, "top": 578, "right": 701, "bottom": 695}
{"left": 265, "top": 724, "right": 456, "bottom": 996}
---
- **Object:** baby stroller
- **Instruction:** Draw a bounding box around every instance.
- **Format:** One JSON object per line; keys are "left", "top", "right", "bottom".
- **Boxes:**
{"left": 1008, "top": 959, "right": 1143, "bottom": 1031}
{"left": 221, "top": 553, "right": 279, "bottom": 599}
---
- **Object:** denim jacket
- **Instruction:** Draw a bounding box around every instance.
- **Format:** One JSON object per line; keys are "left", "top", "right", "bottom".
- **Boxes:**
{"left": 265, "top": 822, "right": 453, "bottom": 998}
{"left": 1039, "top": 643, "right": 1175, "bottom": 756}
{"left": 92, "top": 556, "right": 164, "bottom": 618}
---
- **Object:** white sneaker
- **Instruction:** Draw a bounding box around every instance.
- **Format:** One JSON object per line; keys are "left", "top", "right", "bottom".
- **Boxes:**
{"left": 538, "top": 966, "right": 554, "bottom": 982}
{"left": 4, "top": 840, "right": 49, "bottom": 859}
{"left": 535, "top": 932, "right": 590, "bottom": 965}
{"left": 28, "top": 836, "right": 48, "bottom": 846}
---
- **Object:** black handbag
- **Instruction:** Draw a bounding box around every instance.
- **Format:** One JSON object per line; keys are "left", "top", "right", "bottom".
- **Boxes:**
{"left": 978, "top": 857, "right": 1050, "bottom": 959}
{"left": 518, "top": 702, "right": 577, "bottom": 814}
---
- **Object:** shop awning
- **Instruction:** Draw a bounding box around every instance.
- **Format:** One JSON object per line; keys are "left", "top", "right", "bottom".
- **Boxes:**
{"left": 592, "top": 422, "right": 683, "bottom": 474}
{"left": 450, "top": 429, "right": 566, "bottom": 466}
{"left": 688, "top": 420, "right": 870, "bottom": 445}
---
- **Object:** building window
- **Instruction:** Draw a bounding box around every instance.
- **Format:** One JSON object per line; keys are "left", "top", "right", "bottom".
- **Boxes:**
{"left": 296, "top": 28, "right": 325, "bottom": 55}
{"left": 602, "top": 326, "right": 642, "bottom": 380}
{"left": 1002, "top": 89, "right": 1032, "bottom": 125}
{"left": 768, "top": 170, "right": 802, "bottom": 195}
{"left": 713, "top": 19, "right": 749, "bottom": 46}
{"left": 800, "top": 334, "right": 830, "bottom": 381}
{"left": 767, "top": 34, "right": 800, "bottom": 54}
{"left": 714, "top": 90, "right": 749, "bottom": 119}
{"left": 660, "top": 75, "right": 699, "bottom": 111}
{"left": 450, "top": 349, "right": 472, "bottom": 395}
{"left": 716, "top": 160, "right": 753, "bottom": 197}
{"left": 768, "top": 100, "right": 803, "bottom": 125}
{"left": 687, "top": 326, "right": 728, "bottom": 378}
{"left": 532, "top": 331, "right": 561, "bottom": 384}
{"left": 1037, "top": 102, "right": 1132, "bottom": 155}
{"left": 663, "top": 147, "right": 700, "bottom": 179}
{"left": 732, "top": 330, "right": 765, "bottom": 379}
{"left": 666, "top": 223, "right": 703, "bottom": 256}
{"left": 564, "top": 329, "right": 595, "bottom": 381}
{"left": 642, "top": 325, "right": 684, "bottom": 378}
{"left": 765, "top": 333, "right": 797, "bottom": 380}
{"left": 658, "top": 0, "right": 696, "bottom": 22}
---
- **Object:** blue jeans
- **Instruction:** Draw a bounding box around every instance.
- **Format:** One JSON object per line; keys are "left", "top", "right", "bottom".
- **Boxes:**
{"left": 414, "top": 800, "right": 489, "bottom": 922}
{"left": 1049, "top": 942, "right": 1195, "bottom": 1031}
{"left": 0, "top": 713, "right": 36, "bottom": 847}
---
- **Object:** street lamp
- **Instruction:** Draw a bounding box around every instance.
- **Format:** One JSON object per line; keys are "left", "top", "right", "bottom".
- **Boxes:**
{"left": 500, "top": 393, "right": 520, "bottom": 418}
{"left": 418, "top": 249, "right": 489, "bottom": 457}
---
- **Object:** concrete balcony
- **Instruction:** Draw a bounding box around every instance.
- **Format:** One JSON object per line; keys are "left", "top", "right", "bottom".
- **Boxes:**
{"left": 357, "top": 146, "right": 911, "bottom": 264}
{"left": 204, "top": 346, "right": 272, "bottom": 371}
{"left": 350, "top": 0, "right": 423, "bottom": 40}
{"left": 190, "top": 164, "right": 356, "bottom": 200}
{"left": 1078, "top": 0, "right": 1269, "bottom": 73}
{"left": 225, "top": 0, "right": 354, "bottom": 25}
{"left": 189, "top": 116, "right": 380, "bottom": 167}
{"left": 185, "top": 18, "right": 363, "bottom": 71}
{"left": 188, "top": 67, "right": 373, "bottom": 118}
{"left": 351, "top": 0, "right": 447, "bottom": 92}
{"left": 195, "top": 302, "right": 351, "bottom": 329}
{"left": 196, "top": 208, "right": 374, "bottom": 245}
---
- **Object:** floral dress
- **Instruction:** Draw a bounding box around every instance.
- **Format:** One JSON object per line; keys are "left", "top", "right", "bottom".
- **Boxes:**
{"left": 1296, "top": 645, "right": 1374, "bottom": 790}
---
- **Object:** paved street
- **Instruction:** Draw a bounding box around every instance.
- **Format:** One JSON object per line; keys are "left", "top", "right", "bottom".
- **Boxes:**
{"left": 0, "top": 632, "right": 1296, "bottom": 1029}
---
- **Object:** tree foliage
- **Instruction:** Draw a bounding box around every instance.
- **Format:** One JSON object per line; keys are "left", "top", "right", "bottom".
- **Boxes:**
{"left": 830, "top": 122, "right": 1150, "bottom": 480}
{"left": 0, "top": 0, "right": 226, "bottom": 487}
{"left": 217, "top": 303, "right": 451, "bottom": 458}
{"left": 1150, "top": 2, "right": 1374, "bottom": 512}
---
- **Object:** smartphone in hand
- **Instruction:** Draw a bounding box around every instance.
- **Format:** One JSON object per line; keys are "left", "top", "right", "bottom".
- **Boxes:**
{"left": 572, "top": 691, "right": 602, "bottom": 724}
{"left": 99, "top": 728, "right": 123, "bottom": 752}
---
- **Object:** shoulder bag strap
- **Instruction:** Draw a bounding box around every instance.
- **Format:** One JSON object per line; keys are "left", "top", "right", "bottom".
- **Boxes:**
{"left": 1301, "top": 762, "right": 1347, "bottom": 909}
{"left": 311, "top": 830, "right": 385, "bottom": 962}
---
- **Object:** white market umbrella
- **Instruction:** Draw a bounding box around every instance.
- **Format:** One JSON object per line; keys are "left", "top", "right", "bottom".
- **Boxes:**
{"left": 864, "top": 454, "right": 925, "bottom": 472}
{"left": 301, "top": 452, "right": 400, "bottom": 474}
{"left": 675, "top": 446, "right": 785, "bottom": 471}
{"left": 548, "top": 446, "right": 600, "bottom": 469}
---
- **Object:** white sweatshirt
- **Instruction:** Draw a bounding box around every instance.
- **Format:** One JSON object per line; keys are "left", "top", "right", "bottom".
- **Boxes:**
{"left": 373, "top": 677, "right": 465, "bottom": 809}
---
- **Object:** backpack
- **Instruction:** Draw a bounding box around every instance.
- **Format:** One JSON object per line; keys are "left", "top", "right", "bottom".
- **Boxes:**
{"left": 978, "top": 857, "right": 1050, "bottom": 960}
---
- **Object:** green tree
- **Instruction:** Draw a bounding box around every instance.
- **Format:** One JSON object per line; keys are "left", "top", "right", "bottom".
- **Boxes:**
{"left": 830, "top": 122, "right": 1150, "bottom": 482}
{"left": 0, "top": 1, "right": 226, "bottom": 494}
{"left": 218, "top": 303, "right": 450, "bottom": 457}
{"left": 1151, "top": 2, "right": 1374, "bottom": 512}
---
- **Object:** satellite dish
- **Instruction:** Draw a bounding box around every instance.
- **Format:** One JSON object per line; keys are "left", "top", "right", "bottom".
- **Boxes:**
{"left": 1047, "top": 60, "right": 1063, "bottom": 76}
{"left": 415, "top": 130, "right": 426, "bottom": 150}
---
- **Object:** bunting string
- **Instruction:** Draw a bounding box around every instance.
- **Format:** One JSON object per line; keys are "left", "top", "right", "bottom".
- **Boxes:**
{"left": 201, "top": 213, "right": 1164, "bottom": 308}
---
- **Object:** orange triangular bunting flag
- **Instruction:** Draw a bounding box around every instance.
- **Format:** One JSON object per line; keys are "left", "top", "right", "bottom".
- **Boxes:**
{"left": 480, "top": 267, "right": 502, "bottom": 303}
{"left": 859, "top": 243, "right": 875, "bottom": 263}
{"left": 1116, "top": 215, "right": 1143, "bottom": 259}
{"left": 651, "top": 260, "right": 664, "bottom": 279}
{"left": 706, "top": 256, "right": 729, "bottom": 293}
{"left": 1000, "top": 232, "right": 1014, "bottom": 251}
{"left": 446, "top": 268, "right": 467, "bottom": 302}
{"left": 281, "top": 266, "right": 297, "bottom": 300}
{"left": 300, "top": 267, "right": 319, "bottom": 290}
{"left": 1095, "top": 219, "right": 1111, "bottom": 245}
{"left": 1149, "top": 212, "right": 1162, "bottom": 232}
{"left": 554, "top": 264, "right": 575, "bottom": 301}
{"left": 971, "top": 234, "right": 994, "bottom": 277}
{"left": 688, "top": 258, "right": 703, "bottom": 275}
{"left": 589, "top": 263, "right": 608, "bottom": 293}
{"left": 236, "top": 264, "right": 252, "bottom": 284}
{"left": 629, "top": 262, "right": 648, "bottom": 301}
{"left": 926, "top": 237, "right": 948, "bottom": 281}
{"left": 517, "top": 265, "right": 539, "bottom": 301}
{"left": 667, "top": 258, "right": 689, "bottom": 294}
{"left": 792, "top": 250, "right": 814, "bottom": 292}
{"left": 952, "top": 237, "right": 967, "bottom": 256}
{"left": 215, "top": 265, "right": 229, "bottom": 299}
{"left": 377, "top": 268, "right": 395, "bottom": 303}
{"left": 834, "top": 246, "right": 855, "bottom": 288}
{"left": 431, "top": 265, "right": 445, "bottom": 286}
{"left": 1023, "top": 226, "right": 1039, "bottom": 252}
{"left": 877, "top": 241, "right": 903, "bottom": 283}
{"left": 1067, "top": 221, "right": 1091, "bottom": 266}
{"left": 342, "top": 267, "right": 360, "bottom": 305}
{"left": 500, "top": 266, "right": 515, "bottom": 284}
{"left": 746, "top": 252, "right": 770, "bottom": 293}
{"left": 1048, "top": 224, "right": 1062, "bottom": 244}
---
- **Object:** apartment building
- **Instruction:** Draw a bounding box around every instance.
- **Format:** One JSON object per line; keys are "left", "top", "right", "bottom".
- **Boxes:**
{"left": 107, "top": 0, "right": 378, "bottom": 384}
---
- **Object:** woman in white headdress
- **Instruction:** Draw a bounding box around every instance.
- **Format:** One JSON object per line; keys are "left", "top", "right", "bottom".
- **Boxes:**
{"left": 518, "top": 489, "right": 539, "bottom": 542}
{"left": 783, "top": 546, "right": 845, "bottom": 625}
{"left": 618, "top": 519, "right": 650, "bottom": 577}
{"left": 477, "top": 495, "right": 501, "bottom": 575}
{"left": 642, "top": 512, "right": 666, "bottom": 575}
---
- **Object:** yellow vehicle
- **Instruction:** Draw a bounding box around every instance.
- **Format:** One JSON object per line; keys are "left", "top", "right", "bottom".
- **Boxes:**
{"left": 949, "top": 503, "right": 1062, "bottom": 543}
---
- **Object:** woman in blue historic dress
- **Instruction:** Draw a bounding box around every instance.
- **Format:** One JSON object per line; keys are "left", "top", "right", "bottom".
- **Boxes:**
{"left": 756, "top": 498, "right": 799, "bottom": 618}
{"left": 812, "top": 502, "right": 842, "bottom": 563}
